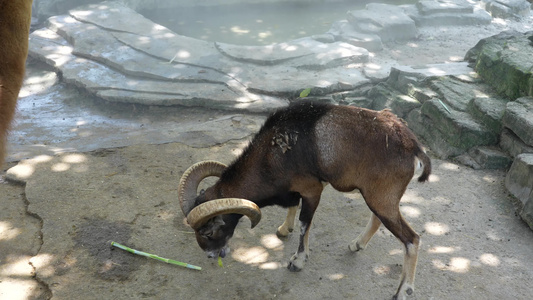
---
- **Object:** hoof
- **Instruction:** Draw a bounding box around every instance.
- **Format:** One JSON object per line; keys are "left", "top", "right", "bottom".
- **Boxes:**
{"left": 287, "top": 261, "right": 302, "bottom": 272}
{"left": 287, "top": 253, "right": 307, "bottom": 272}
{"left": 276, "top": 227, "right": 293, "bottom": 238}
{"left": 392, "top": 285, "right": 413, "bottom": 300}
{"left": 348, "top": 241, "right": 363, "bottom": 252}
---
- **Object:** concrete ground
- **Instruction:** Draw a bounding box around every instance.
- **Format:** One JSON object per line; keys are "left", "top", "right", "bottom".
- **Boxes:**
{"left": 2, "top": 11, "right": 533, "bottom": 300}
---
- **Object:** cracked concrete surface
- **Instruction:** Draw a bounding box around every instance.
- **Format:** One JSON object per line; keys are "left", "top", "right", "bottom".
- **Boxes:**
{"left": 0, "top": 163, "right": 50, "bottom": 299}
{"left": 2, "top": 2, "right": 533, "bottom": 299}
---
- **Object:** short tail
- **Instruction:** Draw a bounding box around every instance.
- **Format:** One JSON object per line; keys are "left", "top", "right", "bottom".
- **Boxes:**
{"left": 416, "top": 149, "right": 431, "bottom": 182}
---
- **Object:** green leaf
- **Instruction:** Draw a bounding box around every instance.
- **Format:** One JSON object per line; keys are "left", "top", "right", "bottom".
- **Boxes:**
{"left": 299, "top": 88, "right": 311, "bottom": 98}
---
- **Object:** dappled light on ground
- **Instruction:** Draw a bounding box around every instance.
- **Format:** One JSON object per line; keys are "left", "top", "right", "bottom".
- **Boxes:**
{"left": 0, "top": 222, "right": 21, "bottom": 242}
{"left": 424, "top": 222, "right": 450, "bottom": 236}
{"left": 2, "top": 141, "right": 533, "bottom": 299}
{"left": 232, "top": 246, "right": 270, "bottom": 265}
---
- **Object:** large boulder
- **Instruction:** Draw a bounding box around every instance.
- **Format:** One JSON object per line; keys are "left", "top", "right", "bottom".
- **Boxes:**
{"left": 465, "top": 30, "right": 533, "bottom": 99}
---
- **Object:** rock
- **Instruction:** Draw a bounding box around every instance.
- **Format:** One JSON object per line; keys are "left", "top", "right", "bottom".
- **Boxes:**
{"left": 454, "top": 153, "right": 482, "bottom": 169}
{"left": 429, "top": 77, "right": 477, "bottom": 111}
{"left": 500, "top": 128, "right": 533, "bottom": 157}
{"left": 420, "top": 99, "right": 499, "bottom": 151}
{"left": 506, "top": 153, "right": 533, "bottom": 204}
{"left": 30, "top": 1, "right": 383, "bottom": 112}
{"left": 406, "top": 108, "right": 465, "bottom": 157}
{"left": 46, "top": 16, "right": 235, "bottom": 85}
{"left": 368, "top": 83, "right": 421, "bottom": 118}
{"left": 327, "top": 20, "right": 383, "bottom": 52}
{"left": 468, "top": 146, "right": 513, "bottom": 169}
{"left": 33, "top": 0, "right": 101, "bottom": 21}
{"left": 505, "top": 153, "right": 533, "bottom": 230}
{"left": 28, "top": 26, "right": 287, "bottom": 112}
{"left": 503, "top": 97, "right": 533, "bottom": 146}
{"left": 386, "top": 62, "right": 475, "bottom": 100}
{"left": 332, "top": 85, "right": 374, "bottom": 108}
{"left": 216, "top": 38, "right": 369, "bottom": 69}
{"left": 405, "top": 1, "right": 492, "bottom": 26}
{"left": 465, "top": 30, "right": 533, "bottom": 99}
{"left": 468, "top": 96, "right": 508, "bottom": 134}
{"left": 522, "top": 195, "right": 533, "bottom": 230}
{"left": 346, "top": 3, "right": 417, "bottom": 42}
{"left": 311, "top": 33, "right": 336, "bottom": 44}
{"left": 246, "top": 66, "right": 370, "bottom": 98}
{"left": 417, "top": 0, "right": 474, "bottom": 15}
{"left": 480, "top": 0, "right": 531, "bottom": 19}
{"left": 340, "top": 96, "right": 374, "bottom": 109}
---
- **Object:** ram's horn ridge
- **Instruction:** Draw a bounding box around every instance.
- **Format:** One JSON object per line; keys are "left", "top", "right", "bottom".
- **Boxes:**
{"left": 187, "top": 198, "right": 261, "bottom": 230}
{"left": 178, "top": 160, "right": 227, "bottom": 216}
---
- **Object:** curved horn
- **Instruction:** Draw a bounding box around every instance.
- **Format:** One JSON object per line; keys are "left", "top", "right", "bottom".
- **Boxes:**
{"left": 187, "top": 198, "right": 261, "bottom": 230}
{"left": 178, "top": 160, "right": 227, "bottom": 216}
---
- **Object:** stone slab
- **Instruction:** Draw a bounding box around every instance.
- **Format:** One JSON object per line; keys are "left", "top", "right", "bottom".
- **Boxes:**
{"left": 69, "top": 1, "right": 167, "bottom": 37}
{"left": 216, "top": 38, "right": 369, "bottom": 68}
{"left": 47, "top": 15, "right": 236, "bottom": 85}
{"left": 429, "top": 77, "right": 477, "bottom": 112}
{"left": 468, "top": 146, "right": 513, "bottom": 169}
{"left": 500, "top": 128, "right": 533, "bottom": 158}
{"left": 421, "top": 99, "right": 499, "bottom": 150}
{"left": 417, "top": 0, "right": 473, "bottom": 15}
{"left": 521, "top": 194, "right": 533, "bottom": 231}
{"left": 327, "top": 20, "right": 383, "bottom": 52}
{"left": 405, "top": 6, "right": 492, "bottom": 26}
{"left": 347, "top": 3, "right": 417, "bottom": 42}
{"left": 406, "top": 108, "right": 465, "bottom": 157}
{"left": 367, "top": 83, "right": 421, "bottom": 118}
{"left": 386, "top": 62, "right": 476, "bottom": 100}
{"left": 469, "top": 96, "right": 508, "bottom": 134}
{"left": 503, "top": 97, "right": 533, "bottom": 146}
{"left": 481, "top": 0, "right": 531, "bottom": 18}
{"left": 505, "top": 153, "right": 533, "bottom": 205}
{"left": 29, "top": 28, "right": 287, "bottom": 112}
{"left": 281, "top": 41, "right": 370, "bottom": 69}
{"left": 246, "top": 66, "right": 370, "bottom": 97}
{"left": 391, "top": 62, "right": 475, "bottom": 80}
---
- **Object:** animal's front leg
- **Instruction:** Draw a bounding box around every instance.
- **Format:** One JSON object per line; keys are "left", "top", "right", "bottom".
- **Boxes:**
{"left": 287, "top": 193, "right": 320, "bottom": 272}
{"left": 287, "top": 220, "right": 311, "bottom": 272}
{"left": 277, "top": 206, "right": 298, "bottom": 238}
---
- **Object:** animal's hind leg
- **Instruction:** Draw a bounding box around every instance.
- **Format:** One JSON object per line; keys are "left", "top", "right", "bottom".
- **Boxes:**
{"left": 349, "top": 212, "right": 381, "bottom": 251}
{"left": 375, "top": 205, "right": 419, "bottom": 300}
{"left": 362, "top": 186, "right": 420, "bottom": 300}
{"left": 384, "top": 213, "right": 419, "bottom": 300}
{"left": 277, "top": 206, "right": 298, "bottom": 238}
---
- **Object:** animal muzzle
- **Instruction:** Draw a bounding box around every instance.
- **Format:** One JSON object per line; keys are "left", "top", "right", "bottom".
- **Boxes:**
{"left": 207, "top": 246, "right": 230, "bottom": 258}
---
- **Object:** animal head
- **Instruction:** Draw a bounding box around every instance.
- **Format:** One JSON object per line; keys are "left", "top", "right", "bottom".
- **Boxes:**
{"left": 178, "top": 161, "right": 261, "bottom": 258}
